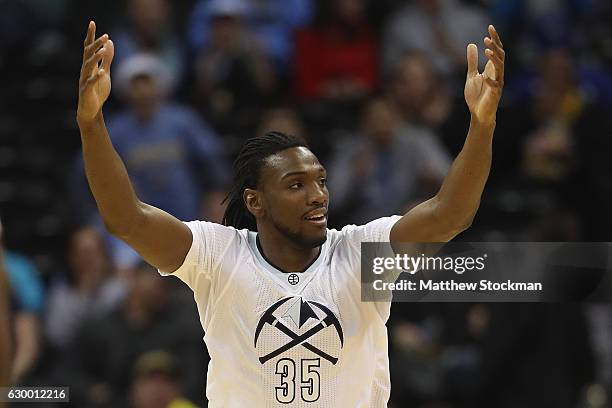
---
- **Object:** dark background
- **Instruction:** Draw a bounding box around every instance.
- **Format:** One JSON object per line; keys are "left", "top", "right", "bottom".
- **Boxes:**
{"left": 0, "top": 0, "right": 611, "bottom": 407}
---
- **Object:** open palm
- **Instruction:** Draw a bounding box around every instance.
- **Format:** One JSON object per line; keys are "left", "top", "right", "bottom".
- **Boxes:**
{"left": 464, "top": 25, "right": 505, "bottom": 124}
{"left": 77, "top": 21, "right": 115, "bottom": 126}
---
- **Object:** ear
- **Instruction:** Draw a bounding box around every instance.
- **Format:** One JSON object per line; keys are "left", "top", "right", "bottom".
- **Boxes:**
{"left": 244, "top": 188, "right": 264, "bottom": 218}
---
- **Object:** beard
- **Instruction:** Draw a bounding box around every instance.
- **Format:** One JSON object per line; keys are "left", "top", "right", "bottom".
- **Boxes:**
{"left": 271, "top": 216, "right": 327, "bottom": 249}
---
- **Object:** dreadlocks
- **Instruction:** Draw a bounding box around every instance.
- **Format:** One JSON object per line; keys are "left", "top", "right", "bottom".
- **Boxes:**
{"left": 222, "top": 131, "right": 308, "bottom": 230}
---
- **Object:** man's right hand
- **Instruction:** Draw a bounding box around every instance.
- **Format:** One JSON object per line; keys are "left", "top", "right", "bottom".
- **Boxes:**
{"left": 77, "top": 21, "right": 114, "bottom": 127}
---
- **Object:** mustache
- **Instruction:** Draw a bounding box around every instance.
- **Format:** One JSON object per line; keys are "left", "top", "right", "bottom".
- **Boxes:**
{"left": 303, "top": 205, "right": 328, "bottom": 217}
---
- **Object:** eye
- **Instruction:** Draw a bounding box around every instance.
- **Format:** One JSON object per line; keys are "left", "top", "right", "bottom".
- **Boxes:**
{"left": 289, "top": 182, "right": 303, "bottom": 190}
{"left": 319, "top": 178, "right": 327, "bottom": 186}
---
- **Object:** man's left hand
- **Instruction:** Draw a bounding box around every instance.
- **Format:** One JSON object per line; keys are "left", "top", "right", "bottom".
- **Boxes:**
{"left": 464, "top": 25, "right": 505, "bottom": 125}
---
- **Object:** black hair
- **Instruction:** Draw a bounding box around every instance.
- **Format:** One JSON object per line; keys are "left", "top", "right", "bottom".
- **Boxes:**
{"left": 222, "top": 131, "right": 309, "bottom": 231}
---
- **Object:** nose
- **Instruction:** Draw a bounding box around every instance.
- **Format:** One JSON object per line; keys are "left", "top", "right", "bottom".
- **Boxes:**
{"left": 308, "top": 181, "right": 328, "bottom": 206}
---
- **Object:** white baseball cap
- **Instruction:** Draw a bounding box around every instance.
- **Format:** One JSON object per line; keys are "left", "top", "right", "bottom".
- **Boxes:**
{"left": 208, "top": 0, "right": 248, "bottom": 18}
{"left": 115, "top": 53, "right": 174, "bottom": 97}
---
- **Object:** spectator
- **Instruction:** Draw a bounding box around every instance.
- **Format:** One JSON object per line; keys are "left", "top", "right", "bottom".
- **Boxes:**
{"left": 65, "top": 262, "right": 206, "bottom": 407}
{"left": 113, "top": 55, "right": 229, "bottom": 220}
{"left": 388, "top": 304, "right": 460, "bottom": 405}
{"left": 383, "top": 0, "right": 487, "bottom": 79}
{"left": 389, "top": 302, "right": 596, "bottom": 408}
{"left": 188, "top": 0, "right": 313, "bottom": 69}
{"left": 3, "top": 249, "right": 44, "bottom": 384}
{"left": 387, "top": 51, "right": 452, "bottom": 129}
{"left": 129, "top": 351, "right": 198, "bottom": 408}
{"left": 45, "top": 227, "right": 127, "bottom": 349}
{"left": 113, "top": 0, "right": 186, "bottom": 82}
{"left": 384, "top": 49, "right": 476, "bottom": 163}
{"left": 75, "top": 53, "right": 230, "bottom": 268}
{"left": 505, "top": 47, "right": 612, "bottom": 241}
{"left": 293, "top": 0, "right": 378, "bottom": 101}
{"left": 327, "top": 98, "right": 450, "bottom": 226}
{"left": 191, "top": 0, "right": 277, "bottom": 139}
{"left": 255, "top": 106, "right": 346, "bottom": 163}
{"left": 515, "top": 49, "right": 586, "bottom": 186}
{"left": 257, "top": 106, "right": 305, "bottom": 139}
{"left": 468, "top": 47, "right": 595, "bottom": 231}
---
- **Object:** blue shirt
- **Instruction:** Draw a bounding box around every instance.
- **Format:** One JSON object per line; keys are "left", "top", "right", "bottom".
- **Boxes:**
{"left": 107, "top": 104, "right": 230, "bottom": 221}
{"left": 5, "top": 251, "right": 44, "bottom": 315}
{"left": 188, "top": 0, "right": 313, "bottom": 67}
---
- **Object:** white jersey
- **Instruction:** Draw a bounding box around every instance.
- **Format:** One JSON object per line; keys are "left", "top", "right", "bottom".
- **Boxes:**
{"left": 160, "top": 215, "right": 401, "bottom": 407}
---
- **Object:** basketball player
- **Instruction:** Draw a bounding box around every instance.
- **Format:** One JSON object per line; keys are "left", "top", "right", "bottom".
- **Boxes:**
{"left": 77, "top": 21, "right": 504, "bottom": 407}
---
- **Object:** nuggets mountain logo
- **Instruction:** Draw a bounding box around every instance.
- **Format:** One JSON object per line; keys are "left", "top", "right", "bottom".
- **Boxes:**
{"left": 254, "top": 297, "right": 345, "bottom": 403}
{"left": 254, "top": 296, "right": 344, "bottom": 364}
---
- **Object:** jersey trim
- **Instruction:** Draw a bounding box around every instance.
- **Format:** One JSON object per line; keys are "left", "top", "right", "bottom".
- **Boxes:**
{"left": 255, "top": 235, "right": 321, "bottom": 273}
{"left": 247, "top": 231, "right": 327, "bottom": 292}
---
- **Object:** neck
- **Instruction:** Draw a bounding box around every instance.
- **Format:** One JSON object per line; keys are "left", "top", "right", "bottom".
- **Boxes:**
{"left": 257, "top": 228, "right": 321, "bottom": 273}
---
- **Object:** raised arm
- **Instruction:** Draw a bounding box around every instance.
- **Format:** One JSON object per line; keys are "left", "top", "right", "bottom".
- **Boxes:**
{"left": 391, "top": 25, "right": 505, "bottom": 244}
{"left": 76, "top": 21, "right": 191, "bottom": 272}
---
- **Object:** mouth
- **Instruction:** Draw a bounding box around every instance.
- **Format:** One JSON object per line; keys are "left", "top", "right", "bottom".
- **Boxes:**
{"left": 303, "top": 209, "right": 328, "bottom": 226}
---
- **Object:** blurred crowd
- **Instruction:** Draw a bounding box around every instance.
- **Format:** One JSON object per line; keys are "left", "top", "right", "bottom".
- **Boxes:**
{"left": 0, "top": 0, "right": 611, "bottom": 407}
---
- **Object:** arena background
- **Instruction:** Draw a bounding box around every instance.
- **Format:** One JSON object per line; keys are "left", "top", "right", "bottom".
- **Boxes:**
{"left": 1, "top": 0, "right": 611, "bottom": 406}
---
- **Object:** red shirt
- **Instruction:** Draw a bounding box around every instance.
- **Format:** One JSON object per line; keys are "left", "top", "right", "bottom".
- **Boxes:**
{"left": 293, "top": 25, "right": 378, "bottom": 100}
